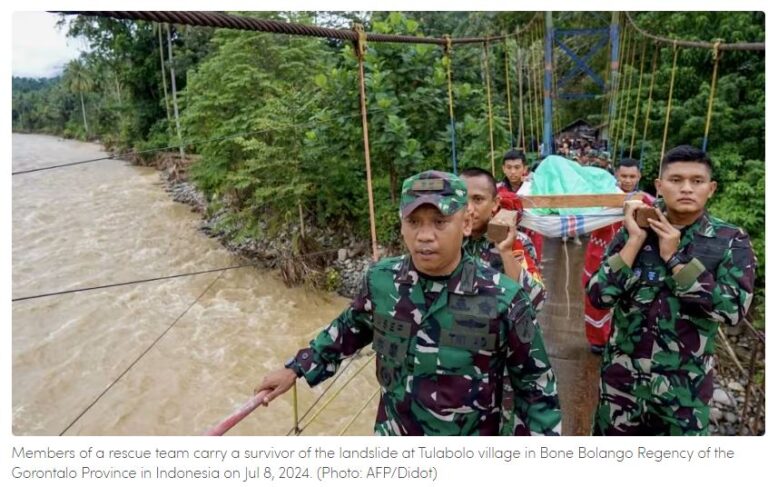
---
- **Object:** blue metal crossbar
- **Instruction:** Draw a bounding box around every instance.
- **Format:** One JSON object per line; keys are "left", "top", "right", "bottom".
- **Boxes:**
{"left": 555, "top": 34, "right": 608, "bottom": 91}
{"left": 555, "top": 28, "right": 608, "bottom": 37}
{"left": 558, "top": 93, "right": 603, "bottom": 100}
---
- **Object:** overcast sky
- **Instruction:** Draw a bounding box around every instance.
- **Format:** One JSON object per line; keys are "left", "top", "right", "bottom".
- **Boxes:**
{"left": 12, "top": 11, "right": 86, "bottom": 78}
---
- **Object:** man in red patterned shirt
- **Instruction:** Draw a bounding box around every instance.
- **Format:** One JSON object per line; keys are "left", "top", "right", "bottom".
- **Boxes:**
{"left": 497, "top": 149, "right": 544, "bottom": 260}
{"left": 583, "top": 158, "right": 650, "bottom": 354}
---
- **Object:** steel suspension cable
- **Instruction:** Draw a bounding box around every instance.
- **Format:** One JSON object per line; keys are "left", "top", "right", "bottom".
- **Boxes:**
{"left": 702, "top": 41, "right": 722, "bottom": 152}
{"left": 354, "top": 26, "right": 379, "bottom": 262}
{"left": 60, "top": 269, "right": 226, "bottom": 435}
{"left": 600, "top": 32, "right": 613, "bottom": 144}
{"left": 525, "top": 51, "right": 535, "bottom": 155}
{"left": 444, "top": 36, "right": 458, "bottom": 174}
{"left": 12, "top": 262, "right": 255, "bottom": 302}
{"left": 503, "top": 39, "right": 515, "bottom": 146}
{"left": 285, "top": 349, "right": 364, "bottom": 435}
{"left": 639, "top": 42, "right": 660, "bottom": 167}
{"left": 292, "top": 353, "right": 376, "bottom": 434}
{"left": 608, "top": 17, "right": 629, "bottom": 156}
{"left": 611, "top": 22, "right": 630, "bottom": 161}
{"left": 59, "top": 11, "right": 543, "bottom": 48}
{"left": 617, "top": 32, "right": 638, "bottom": 160}
{"left": 517, "top": 46, "right": 526, "bottom": 151}
{"left": 529, "top": 30, "right": 541, "bottom": 151}
{"left": 659, "top": 42, "right": 679, "bottom": 173}
{"left": 538, "top": 20, "right": 545, "bottom": 150}
{"left": 338, "top": 388, "right": 379, "bottom": 435}
{"left": 553, "top": 47, "right": 562, "bottom": 140}
{"left": 535, "top": 43, "right": 543, "bottom": 152}
{"left": 629, "top": 39, "right": 648, "bottom": 157}
{"left": 483, "top": 40, "right": 496, "bottom": 176}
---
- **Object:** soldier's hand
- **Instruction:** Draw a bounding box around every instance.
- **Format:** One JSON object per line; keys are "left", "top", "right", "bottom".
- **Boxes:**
{"left": 647, "top": 208, "right": 681, "bottom": 261}
{"left": 255, "top": 368, "right": 298, "bottom": 406}
{"left": 623, "top": 200, "right": 648, "bottom": 241}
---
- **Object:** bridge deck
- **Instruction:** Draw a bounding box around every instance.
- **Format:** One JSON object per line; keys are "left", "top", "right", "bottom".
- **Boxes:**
{"left": 538, "top": 237, "right": 601, "bottom": 436}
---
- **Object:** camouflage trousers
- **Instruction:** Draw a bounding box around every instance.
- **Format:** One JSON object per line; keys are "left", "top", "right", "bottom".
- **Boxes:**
{"left": 592, "top": 367, "right": 711, "bottom": 436}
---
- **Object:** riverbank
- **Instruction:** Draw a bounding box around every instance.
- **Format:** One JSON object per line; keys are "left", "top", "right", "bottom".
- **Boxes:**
{"left": 149, "top": 152, "right": 378, "bottom": 298}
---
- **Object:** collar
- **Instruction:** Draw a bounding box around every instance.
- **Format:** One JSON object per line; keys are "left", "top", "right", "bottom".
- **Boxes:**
{"left": 396, "top": 253, "right": 478, "bottom": 295}
{"left": 690, "top": 211, "right": 716, "bottom": 237}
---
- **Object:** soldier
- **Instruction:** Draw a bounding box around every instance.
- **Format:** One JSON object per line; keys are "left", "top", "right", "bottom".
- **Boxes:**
{"left": 587, "top": 145, "right": 756, "bottom": 435}
{"left": 256, "top": 170, "right": 562, "bottom": 435}
{"left": 460, "top": 167, "right": 549, "bottom": 436}
{"left": 459, "top": 167, "right": 546, "bottom": 312}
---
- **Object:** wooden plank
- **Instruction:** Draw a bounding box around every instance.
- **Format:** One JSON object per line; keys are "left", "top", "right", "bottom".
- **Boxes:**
{"left": 518, "top": 193, "right": 642, "bottom": 209}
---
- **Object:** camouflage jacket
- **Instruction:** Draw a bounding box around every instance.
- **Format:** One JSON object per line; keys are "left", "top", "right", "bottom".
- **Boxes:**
{"left": 293, "top": 253, "right": 562, "bottom": 435}
{"left": 462, "top": 235, "right": 547, "bottom": 313}
{"left": 586, "top": 210, "right": 756, "bottom": 406}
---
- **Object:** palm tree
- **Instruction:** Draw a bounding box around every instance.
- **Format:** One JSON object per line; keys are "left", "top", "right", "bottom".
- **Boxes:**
{"left": 153, "top": 22, "right": 172, "bottom": 125}
{"left": 166, "top": 24, "right": 185, "bottom": 158}
{"left": 65, "top": 59, "right": 93, "bottom": 136}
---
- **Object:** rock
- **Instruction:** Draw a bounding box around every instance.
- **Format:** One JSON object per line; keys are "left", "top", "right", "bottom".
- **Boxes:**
{"left": 728, "top": 380, "right": 745, "bottom": 392}
{"left": 337, "top": 248, "right": 348, "bottom": 262}
{"left": 724, "top": 412, "right": 738, "bottom": 424}
{"left": 724, "top": 324, "right": 743, "bottom": 337}
{"left": 710, "top": 407, "right": 723, "bottom": 422}
{"left": 713, "top": 388, "right": 735, "bottom": 406}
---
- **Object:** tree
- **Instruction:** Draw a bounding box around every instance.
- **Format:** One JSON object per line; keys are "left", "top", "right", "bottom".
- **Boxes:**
{"left": 64, "top": 59, "right": 93, "bottom": 136}
{"left": 166, "top": 24, "right": 184, "bottom": 157}
{"left": 154, "top": 23, "right": 172, "bottom": 126}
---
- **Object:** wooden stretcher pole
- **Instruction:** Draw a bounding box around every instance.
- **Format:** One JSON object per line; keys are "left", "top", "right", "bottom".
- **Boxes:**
{"left": 519, "top": 193, "right": 643, "bottom": 208}
{"left": 203, "top": 391, "right": 269, "bottom": 436}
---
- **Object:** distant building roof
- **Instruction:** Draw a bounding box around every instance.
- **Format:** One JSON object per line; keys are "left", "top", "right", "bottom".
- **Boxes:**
{"left": 556, "top": 118, "right": 593, "bottom": 135}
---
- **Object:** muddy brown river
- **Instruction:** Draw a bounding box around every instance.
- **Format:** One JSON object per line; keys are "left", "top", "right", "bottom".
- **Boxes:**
{"left": 12, "top": 134, "right": 379, "bottom": 436}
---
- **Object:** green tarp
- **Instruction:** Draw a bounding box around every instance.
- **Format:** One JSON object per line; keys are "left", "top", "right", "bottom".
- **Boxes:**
{"left": 528, "top": 155, "right": 619, "bottom": 215}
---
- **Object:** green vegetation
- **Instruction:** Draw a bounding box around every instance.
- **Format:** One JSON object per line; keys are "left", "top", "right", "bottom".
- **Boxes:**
{"left": 12, "top": 11, "right": 764, "bottom": 318}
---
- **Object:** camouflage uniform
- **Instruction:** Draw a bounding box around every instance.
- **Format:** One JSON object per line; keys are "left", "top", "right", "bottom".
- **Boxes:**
{"left": 463, "top": 234, "right": 549, "bottom": 435}
{"left": 289, "top": 171, "right": 562, "bottom": 435}
{"left": 587, "top": 204, "right": 756, "bottom": 435}
{"left": 462, "top": 234, "right": 547, "bottom": 312}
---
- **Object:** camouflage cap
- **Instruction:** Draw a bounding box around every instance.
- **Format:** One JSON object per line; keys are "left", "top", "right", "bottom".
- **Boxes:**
{"left": 598, "top": 150, "right": 611, "bottom": 161}
{"left": 399, "top": 170, "right": 467, "bottom": 218}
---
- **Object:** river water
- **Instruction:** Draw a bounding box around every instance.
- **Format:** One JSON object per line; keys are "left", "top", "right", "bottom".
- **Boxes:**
{"left": 12, "top": 134, "right": 379, "bottom": 436}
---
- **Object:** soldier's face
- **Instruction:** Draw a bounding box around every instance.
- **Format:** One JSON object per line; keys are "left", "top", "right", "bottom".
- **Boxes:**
{"left": 401, "top": 205, "right": 471, "bottom": 276}
{"left": 655, "top": 162, "right": 717, "bottom": 217}
{"left": 462, "top": 175, "right": 499, "bottom": 234}
{"left": 502, "top": 159, "right": 526, "bottom": 183}
{"left": 616, "top": 165, "right": 641, "bottom": 193}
